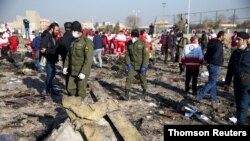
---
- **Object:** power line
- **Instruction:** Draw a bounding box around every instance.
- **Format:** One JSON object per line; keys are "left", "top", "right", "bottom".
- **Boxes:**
{"left": 161, "top": 7, "right": 250, "bottom": 17}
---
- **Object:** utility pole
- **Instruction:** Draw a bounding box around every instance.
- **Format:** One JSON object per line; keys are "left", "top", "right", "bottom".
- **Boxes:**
{"left": 133, "top": 10, "right": 140, "bottom": 28}
{"left": 90, "top": 16, "right": 95, "bottom": 29}
{"left": 187, "top": 0, "right": 190, "bottom": 34}
{"left": 173, "top": 15, "right": 176, "bottom": 24}
{"left": 162, "top": 2, "right": 166, "bottom": 16}
{"left": 200, "top": 12, "right": 202, "bottom": 25}
{"left": 233, "top": 8, "right": 236, "bottom": 29}
{"left": 215, "top": 11, "right": 218, "bottom": 22}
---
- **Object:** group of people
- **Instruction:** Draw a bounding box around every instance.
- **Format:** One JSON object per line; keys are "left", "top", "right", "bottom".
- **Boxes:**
{"left": 0, "top": 24, "right": 19, "bottom": 57}
{"left": 160, "top": 28, "right": 250, "bottom": 125}
{"left": 3, "top": 20, "right": 250, "bottom": 125}
{"left": 180, "top": 30, "right": 250, "bottom": 125}
{"left": 36, "top": 21, "right": 152, "bottom": 100}
{"left": 38, "top": 21, "right": 92, "bottom": 98}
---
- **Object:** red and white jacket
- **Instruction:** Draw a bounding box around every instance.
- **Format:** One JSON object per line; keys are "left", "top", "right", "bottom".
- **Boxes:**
{"left": 1, "top": 32, "right": 10, "bottom": 47}
{"left": 182, "top": 42, "right": 203, "bottom": 70}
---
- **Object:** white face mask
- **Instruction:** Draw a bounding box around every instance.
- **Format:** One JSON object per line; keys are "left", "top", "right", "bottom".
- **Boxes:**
{"left": 132, "top": 37, "right": 138, "bottom": 43}
{"left": 238, "top": 44, "right": 247, "bottom": 50}
{"left": 72, "top": 31, "right": 80, "bottom": 38}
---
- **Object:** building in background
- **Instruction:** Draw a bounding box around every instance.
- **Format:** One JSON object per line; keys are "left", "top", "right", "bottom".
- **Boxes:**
{"left": 7, "top": 10, "right": 50, "bottom": 35}
{"left": 82, "top": 21, "right": 94, "bottom": 29}
{"left": 40, "top": 18, "right": 50, "bottom": 31}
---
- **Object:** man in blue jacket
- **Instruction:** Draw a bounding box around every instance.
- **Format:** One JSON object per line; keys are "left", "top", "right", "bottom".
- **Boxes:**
{"left": 93, "top": 31, "right": 104, "bottom": 68}
{"left": 31, "top": 31, "right": 42, "bottom": 72}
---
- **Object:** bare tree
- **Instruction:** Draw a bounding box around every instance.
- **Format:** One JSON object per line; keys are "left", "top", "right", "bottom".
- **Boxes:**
{"left": 113, "top": 22, "right": 120, "bottom": 34}
{"left": 240, "top": 20, "right": 250, "bottom": 28}
{"left": 94, "top": 22, "right": 99, "bottom": 29}
{"left": 176, "top": 14, "right": 185, "bottom": 31}
{"left": 214, "top": 14, "right": 226, "bottom": 29}
{"left": 228, "top": 14, "right": 239, "bottom": 24}
{"left": 125, "top": 15, "right": 141, "bottom": 29}
{"left": 105, "top": 25, "right": 113, "bottom": 33}
{"left": 202, "top": 17, "right": 214, "bottom": 29}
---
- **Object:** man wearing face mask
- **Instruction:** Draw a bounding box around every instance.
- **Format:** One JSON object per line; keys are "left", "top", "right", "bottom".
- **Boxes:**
{"left": 224, "top": 32, "right": 250, "bottom": 125}
{"left": 40, "top": 22, "right": 60, "bottom": 96}
{"left": 122, "top": 29, "right": 149, "bottom": 101}
{"left": 63, "top": 21, "right": 93, "bottom": 98}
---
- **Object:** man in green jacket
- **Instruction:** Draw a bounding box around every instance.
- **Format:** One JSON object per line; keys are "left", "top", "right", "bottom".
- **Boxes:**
{"left": 63, "top": 21, "right": 93, "bottom": 98}
{"left": 123, "top": 29, "right": 149, "bottom": 100}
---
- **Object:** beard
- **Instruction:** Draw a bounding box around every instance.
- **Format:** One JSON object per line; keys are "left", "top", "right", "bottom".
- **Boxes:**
{"left": 52, "top": 32, "right": 57, "bottom": 37}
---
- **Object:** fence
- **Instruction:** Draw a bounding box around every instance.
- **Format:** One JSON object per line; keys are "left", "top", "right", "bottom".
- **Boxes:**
{"left": 158, "top": 7, "right": 250, "bottom": 32}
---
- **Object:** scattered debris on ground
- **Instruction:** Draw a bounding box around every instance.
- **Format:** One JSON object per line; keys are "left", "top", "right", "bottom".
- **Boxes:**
{"left": 0, "top": 38, "right": 248, "bottom": 141}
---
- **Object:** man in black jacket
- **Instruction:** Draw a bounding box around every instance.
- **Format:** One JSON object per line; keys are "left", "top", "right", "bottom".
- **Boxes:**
{"left": 57, "top": 22, "right": 74, "bottom": 94}
{"left": 165, "top": 30, "right": 175, "bottom": 63}
{"left": 40, "top": 22, "right": 60, "bottom": 96}
{"left": 58, "top": 22, "right": 74, "bottom": 66}
{"left": 224, "top": 32, "right": 250, "bottom": 125}
{"left": 196, "top": 31, "right": 225, "bottom": 107}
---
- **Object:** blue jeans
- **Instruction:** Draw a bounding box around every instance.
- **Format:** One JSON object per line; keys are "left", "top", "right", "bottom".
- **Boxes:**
{"left": 93, "top": 49, "right": 102, "bottom": 67}
{"left": 197, "top": 64, "right": 220, "bottom": 101}
{"left": 45, "top": 63, "right": 56, "bottom": 94}
{"left": 234, "top": 85, "right": 250, "bottom": 125}
{"left": 35, "top": 59, "right": 42, "bottom": 72}
{"left": 25, "top": 28, "right": 30, "bottom": 39}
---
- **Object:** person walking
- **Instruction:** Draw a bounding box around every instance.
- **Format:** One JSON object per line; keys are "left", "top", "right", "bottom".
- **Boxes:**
{"left": 122, "top": 29, "right": 149, "bottom": 100}
{"left": 93, "top": 31, "right": 104, "bottom": 68}
{"left": 40, "top": 22, "right": 60, "bottom": 96}
{"left": 196, "top": 31, "right": 225, "bottom": 108}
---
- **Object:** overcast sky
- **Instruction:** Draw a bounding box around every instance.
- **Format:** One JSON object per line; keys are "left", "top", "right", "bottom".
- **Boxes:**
{"left": 0, "top": 0, "right": 249, "bottom": 26}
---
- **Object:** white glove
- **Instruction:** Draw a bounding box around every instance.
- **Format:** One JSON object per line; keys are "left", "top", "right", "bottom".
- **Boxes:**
{"left": 78, "top": 73, "right": 85, "bottom": 80}
{"left": 63, "top": 68, "right": 68, "bottom": 75}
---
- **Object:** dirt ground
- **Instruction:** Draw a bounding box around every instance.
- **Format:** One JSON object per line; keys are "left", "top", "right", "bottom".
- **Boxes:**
{"left": 0, "top": 38, "right": 249, "bottom": 141}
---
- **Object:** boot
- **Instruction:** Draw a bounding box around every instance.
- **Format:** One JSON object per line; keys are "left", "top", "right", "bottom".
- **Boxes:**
{"left": 119, "top": 89, "right": 130, "bottom": 101}
{"left": 179, "top": 64, "right": 183, "bottom": 75}
{"left": 142, "top": 89, "right": 148, "bottom": 100}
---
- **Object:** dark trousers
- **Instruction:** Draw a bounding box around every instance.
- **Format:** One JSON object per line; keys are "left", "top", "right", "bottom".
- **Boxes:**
{"left": 1, "top": 46, "right": 9, "bottom": 57}
{"left": 45, "top": 63, "right": 56, "bottom": 94}
{"left": 234, "top": 85, "right": 250, "bottom": 125}
{"left": 161, "top": 45, "right": 166, "bottom": 55}
{"left": 185, "top": 69, "right": 199, "bottom": 94}
{"left": 164, "top": 47, "right": 175, "bottom": 63}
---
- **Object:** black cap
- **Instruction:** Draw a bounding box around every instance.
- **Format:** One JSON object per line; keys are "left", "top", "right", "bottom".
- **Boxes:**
{"left": 131, "top": 29, "right": 139, "bottom": 37}
{"left": 64, "top": 22, "right": 72, "bottom": 29}
{"left": 237, "top": 32, "right": 249, "bottom": 40}
{"left": 71, "top": 21, "right": 82, "bottom": 32}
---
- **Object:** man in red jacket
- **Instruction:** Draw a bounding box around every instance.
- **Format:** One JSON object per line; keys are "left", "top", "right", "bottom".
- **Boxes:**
{"left": 9, "top": 33, "right": 19, "bottom": 56}
{"left": 115, "top": 29, "right": 126, "bottom": 55}
{"left": 231, "top": 31, "right": 238, "bottom": 53}
{"left": 182, "top": 36, "right": 203, "bottom": 98}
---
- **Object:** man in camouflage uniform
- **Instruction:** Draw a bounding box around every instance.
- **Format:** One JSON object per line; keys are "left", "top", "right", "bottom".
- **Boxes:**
{"left": 123, "top": 29, "right": 149, "bottom": 100}
{"left": 63, "top": 21, "right": 93, "bottom": 98}
{"left": 177, "top": 33, "right": 188, "bottom": 75}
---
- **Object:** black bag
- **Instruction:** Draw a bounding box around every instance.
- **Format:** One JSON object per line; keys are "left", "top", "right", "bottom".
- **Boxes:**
{"left": 240, "top": 72, "right": 250, "bottom": 86}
